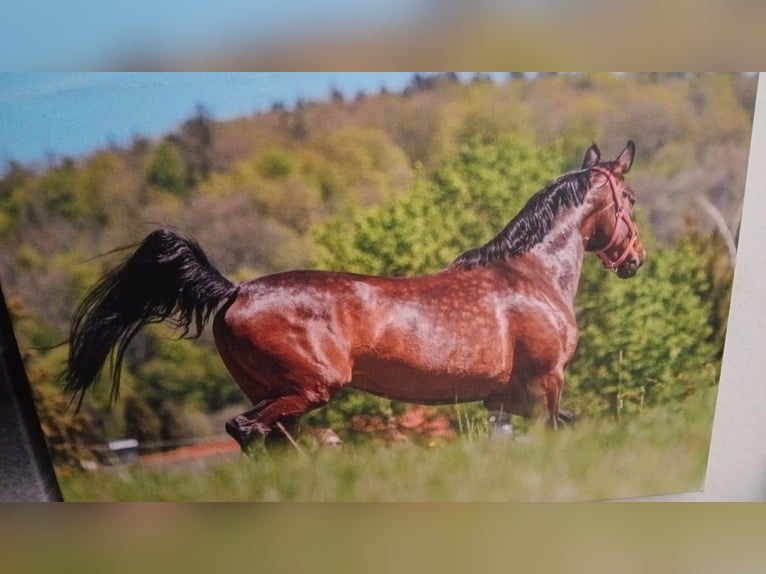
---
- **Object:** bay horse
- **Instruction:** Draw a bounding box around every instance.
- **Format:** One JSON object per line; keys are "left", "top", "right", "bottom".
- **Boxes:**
{"left": 65, "top": 141, "right": 645, "bottom": 451}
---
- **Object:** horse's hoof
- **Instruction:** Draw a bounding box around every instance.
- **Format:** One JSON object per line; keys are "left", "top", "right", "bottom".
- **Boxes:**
{"left": 557, "top": 408, "right": 576, "bottom": 425}
{"left": 225, "top": 419, "right": 246, "bottom": 442}
{"left": 488, "top": 413, "right": 514, "bottom": 439}
{"left": 225, "top": 418, "right": 261, "bottom": 454}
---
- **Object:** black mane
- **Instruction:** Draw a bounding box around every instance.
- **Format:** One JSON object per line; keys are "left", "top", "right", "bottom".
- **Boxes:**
{"left": 450, "top": 170, "right": 591, "bottom": 269}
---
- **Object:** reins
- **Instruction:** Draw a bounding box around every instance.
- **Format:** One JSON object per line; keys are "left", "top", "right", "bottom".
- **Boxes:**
{"left": 590, "top": 166, "right": 638, "bottom": 270}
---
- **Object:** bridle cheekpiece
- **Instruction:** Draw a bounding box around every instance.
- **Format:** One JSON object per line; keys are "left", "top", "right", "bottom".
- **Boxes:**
{"left": 590, "top": 166, "right": 638, "bottom": 270}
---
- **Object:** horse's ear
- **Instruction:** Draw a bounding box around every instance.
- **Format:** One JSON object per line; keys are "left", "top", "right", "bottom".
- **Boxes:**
{"left": 582, "top": 143, "right": 600, "bottom": 169}
{"left": 616, "top": 141, "right": 636, "bottom": 174}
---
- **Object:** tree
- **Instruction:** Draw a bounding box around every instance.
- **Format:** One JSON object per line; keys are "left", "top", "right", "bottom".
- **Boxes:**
{"left": 176, "top": 104, "right": 215, "bottom": 185}
{"left": 0, "top": 162, "right": 32, "bottom": 237}
{"left": 8, "top": 296, "right": 102, "bottom": 471}
{"left": 123, "top": 394, "right": 162, "bottom": 447}
{"left": 146, "top": 140, "right": 187, "bottom": 195}
{"left": 131, "top": 326, "right": 239, "bottom": 411}
{"left": 36, "top": 158, "right": 81, "bottom": 218}
{"left": 31, "top": 381, "right": 101, "bottom": 471}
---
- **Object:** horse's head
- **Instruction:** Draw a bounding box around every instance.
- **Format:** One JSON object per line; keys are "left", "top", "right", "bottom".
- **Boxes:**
{"left": 581, "top": 141, "right": 646, "bottom": 278}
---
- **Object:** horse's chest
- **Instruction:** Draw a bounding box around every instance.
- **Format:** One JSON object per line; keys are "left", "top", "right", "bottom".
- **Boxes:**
{"left": 506, "top": 296, "right": 578, "bottom": 368}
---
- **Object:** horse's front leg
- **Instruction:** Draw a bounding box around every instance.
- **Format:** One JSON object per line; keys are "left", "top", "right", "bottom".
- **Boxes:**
{"left": 484, "top": 371, "right": 573, "bottom": 436}
{"left": 540, "top": 371, "right": 570, "bottom": 429}
{"left": 484, "top": 385, "right": 531, "bottom": 438}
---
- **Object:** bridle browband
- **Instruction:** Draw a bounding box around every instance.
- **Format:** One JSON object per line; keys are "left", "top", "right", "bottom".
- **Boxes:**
{"left": 590, "top": 166, "right": 638, "bottom": 270}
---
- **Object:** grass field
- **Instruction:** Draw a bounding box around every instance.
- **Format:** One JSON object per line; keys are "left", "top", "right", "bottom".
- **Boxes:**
{"left": 59, "top": 388, "right": 717, "bottom": 501}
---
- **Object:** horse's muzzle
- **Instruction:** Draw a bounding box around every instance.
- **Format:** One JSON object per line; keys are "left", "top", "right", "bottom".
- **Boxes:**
{"left": 616, "top": 254, "right": 643, "bottom": 279}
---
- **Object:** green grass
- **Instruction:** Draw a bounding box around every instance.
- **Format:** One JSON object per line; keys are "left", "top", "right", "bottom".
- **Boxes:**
{"left": 59, "top": 389, "right": 716, "bottom": 501}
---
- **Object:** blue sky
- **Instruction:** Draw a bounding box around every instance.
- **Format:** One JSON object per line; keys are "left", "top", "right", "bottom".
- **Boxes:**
{"left": 0, "top": 73, "right": 429, "bottom": 168}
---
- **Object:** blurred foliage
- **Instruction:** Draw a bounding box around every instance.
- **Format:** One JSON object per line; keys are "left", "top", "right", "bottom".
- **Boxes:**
{"left": 146, "top": 140, "right": 187, "bottom": 196}
{"left": 569, "top": 231, "right": 724, "bottom": 418}
{"left": 0, "top": 73, "right": 752, "bottom": 469}
{"left": 132, "top": 326, "right": 241, "bottom": 412}
{"left": 314, "top": 133, "right": 564, "bottom": 276}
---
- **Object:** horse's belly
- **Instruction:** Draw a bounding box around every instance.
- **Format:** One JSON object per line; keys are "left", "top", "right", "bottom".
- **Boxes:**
{"left": 349, "top": 357, "right": 508, "bottom": 405}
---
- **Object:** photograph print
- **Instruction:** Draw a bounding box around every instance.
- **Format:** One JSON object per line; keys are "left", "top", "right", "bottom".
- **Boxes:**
{"left": 0, "top": 72, "right": 755, "bottom": 500}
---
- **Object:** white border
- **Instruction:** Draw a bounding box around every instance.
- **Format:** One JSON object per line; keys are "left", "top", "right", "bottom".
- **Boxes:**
{"left": 644, "top": 73, "right": 766, "bottom": 501}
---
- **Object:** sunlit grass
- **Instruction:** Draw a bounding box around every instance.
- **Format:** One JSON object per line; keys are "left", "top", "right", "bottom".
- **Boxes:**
{"left": 60, "top": 388, "right": 716, "bottom": 502}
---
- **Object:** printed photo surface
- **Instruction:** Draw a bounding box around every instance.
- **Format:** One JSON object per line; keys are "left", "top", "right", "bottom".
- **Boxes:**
{"left": 0, "top": 72, "right": 755, "bottom": 500}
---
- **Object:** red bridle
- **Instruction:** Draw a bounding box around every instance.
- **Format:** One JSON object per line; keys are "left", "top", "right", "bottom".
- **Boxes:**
{"left": 590, "top": 166, "right": 638, "bottom": 270}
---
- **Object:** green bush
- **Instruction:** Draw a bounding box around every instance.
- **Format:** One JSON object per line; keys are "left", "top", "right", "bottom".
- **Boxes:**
{"left": 258, "top": 149, "right": 295, "bottom": 179}
{"left": 146, "top": 140, "right": 188, "bottom": 195}
{"left": 568, "top": 232, "right": 721, "bottom": 417}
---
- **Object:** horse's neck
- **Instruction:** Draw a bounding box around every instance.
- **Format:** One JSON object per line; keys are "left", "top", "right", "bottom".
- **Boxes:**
{"left": 529, "top": 209, "right": 588, "bottom": 304}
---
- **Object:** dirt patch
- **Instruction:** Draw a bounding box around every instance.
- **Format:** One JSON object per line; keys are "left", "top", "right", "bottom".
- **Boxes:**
{"left": 139, "top": 439, "right": 239, "bottom": 466}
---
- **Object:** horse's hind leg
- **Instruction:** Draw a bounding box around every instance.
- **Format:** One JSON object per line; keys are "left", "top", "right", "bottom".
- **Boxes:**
{"left": 557, "top": 408, "right": 576, "bottom": 425}
{"left": 224, "top": 401, "right": 297, "bottom": 452}
{"left": 225, "top": 399, "right": 273, "bottom": 452}
{"left": 226, "top": 392, "right": 332, "bottom": 453}
{"left": 265, "top": 415, "right": 301, "bottom": 449}
{"left": 254, "top": 395, "right": 326, "bottom": 448}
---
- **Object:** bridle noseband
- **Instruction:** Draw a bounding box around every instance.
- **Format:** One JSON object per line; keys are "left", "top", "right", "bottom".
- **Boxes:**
{"left": 590, "top": 166, "right": 638, "bottom": 270}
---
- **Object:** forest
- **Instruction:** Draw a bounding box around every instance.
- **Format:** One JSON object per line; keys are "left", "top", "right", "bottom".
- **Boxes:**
{"left": 0, "top": 72, "right": 755, "bottom": 475}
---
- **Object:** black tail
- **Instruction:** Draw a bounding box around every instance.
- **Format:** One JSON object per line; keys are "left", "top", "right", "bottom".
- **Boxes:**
{"left": 65, "top": 229, "right": 238, "bottom": 408}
